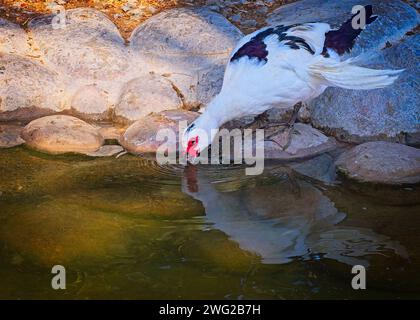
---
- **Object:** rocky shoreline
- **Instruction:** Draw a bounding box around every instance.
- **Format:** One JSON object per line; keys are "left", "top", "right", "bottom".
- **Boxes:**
{"left": 1, "top": 1, "right": 419, "bottom": 186}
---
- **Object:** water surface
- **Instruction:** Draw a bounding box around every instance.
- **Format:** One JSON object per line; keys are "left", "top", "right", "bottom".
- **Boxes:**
{"left": 0, "top": 147, "right": 419, "bottom": 299}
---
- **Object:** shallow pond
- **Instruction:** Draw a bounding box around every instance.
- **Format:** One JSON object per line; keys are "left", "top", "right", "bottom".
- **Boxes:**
{"left": 0, "top": 147, "right": 419, "bottom": 299}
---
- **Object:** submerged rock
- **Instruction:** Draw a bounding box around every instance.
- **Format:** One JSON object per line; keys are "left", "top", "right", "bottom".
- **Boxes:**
{"left": 114, "top": 74, "right": 183, "bottom": 124}
{"left": 0, "top": 53, "right": 67, "bottom": 121}
{"left": 22, "top": 115, "right": 104, "bottom": 155}
{"left": 0, "top": 197, "right": 134, "bottom": 266}
{"left": 268, "top": 0, "right": 420, "bottom": 143}
{"left": 290, "top": 153, "right": 337, "bottom": 184}
{"left": 0, "top": 125, "right": 25, "bottom": 148}
{"left": 120, "top": 110, "right": 198, "bottom": 155}
{"left": 130, "top": 8, "right": 243, "bottom": 108}
{"left": 335, "top": 141, "right": 420, "bottom": 185}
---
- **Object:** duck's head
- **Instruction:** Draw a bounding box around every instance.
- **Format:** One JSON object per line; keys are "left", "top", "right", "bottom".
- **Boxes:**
{"left": 182, "top": 113, "right": 219, "bottom": 162}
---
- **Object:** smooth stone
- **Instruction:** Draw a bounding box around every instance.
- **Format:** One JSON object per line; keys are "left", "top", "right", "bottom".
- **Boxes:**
{"left": 290, "top": 153, "right": 337, "bottom": 184}
{"left": 120, "top": 110, "right": 199, "bottom": 155}
{"left": 114, "top": 73, "right": 183, "bottom": 124}
{"left": 85, "top": 145, "right": 125, "bottom": 157}
{"left": 0, "top": 125, "right": 25, "bottom": 148}
{"left": 28, "top": 8, "right": 130, "bottom": 81}
{"left": 335, "top": 141, "right": 420, "bottom": 185}
{"left": 22, "top": 115, "right": 104, "bottom": 155}
{"left": 98, "top": 126, "right": 127, "bottom": 141}
{"left": 70, "top": 84, "right": 111, "bottom": 121}
{"left": 0, "top": 18, "right": 32, "bottom": 56}
{"left": 0, "top": 53, "right": 67, "bottom": 121}
{"left": 268, "top": 0, "right": 420, "bottom": 142}
{"left": 264, "top": 123, "right": 337, "bottom": 160}
{"left": 130, "top": 8, "right": 243, "bottom": 108}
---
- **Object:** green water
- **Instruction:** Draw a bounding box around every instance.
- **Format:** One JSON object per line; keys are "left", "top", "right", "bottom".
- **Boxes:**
{"left": 0, "top": 147, "right": 419, "bottom": 299}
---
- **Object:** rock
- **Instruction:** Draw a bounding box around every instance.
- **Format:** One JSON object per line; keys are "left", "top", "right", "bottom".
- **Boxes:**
{"left": 28, "top": 8, "right": 130, "bottom": 81}
{"left": 290, "top": 153, "right": 337, "bottom": 184}
{"left": 0, "top": 18, "right": 31, "bottom": 56}
{"left": 114, "top": 73, "right": 183, "bottom": 124}
{"left": 85, "top": 145, "right": 125, "bottom": 157}
{"left": 130, "top": 8, "right": 243, "bottom": 108}
{"left": 268, "top": 0, "right": 420, "bottom": 143}
{"left": 98, "top": 126, "right": 126, "bottom": 141}
{"left": 335, "top": 141, "right": 420, "bottom": 185}
{"left": 264, "top": 123, "right": 337, "bottom": 160}
{"left": 70, "top": 84, "right": 110, "bottom": 121}
{"left": 22, "top": 115, "right": 104, "bottom": 155}
{"left": 0, "top": 125, "right": 25, "bottom": 148}
{"left": 407, "top": 131, "right": 420, "bottom": 148}
{"left": 120, "top": 110, "right": 199, "bottom": 155}
{"left": 0, "top": 53, "right": 67, "bottom": 121}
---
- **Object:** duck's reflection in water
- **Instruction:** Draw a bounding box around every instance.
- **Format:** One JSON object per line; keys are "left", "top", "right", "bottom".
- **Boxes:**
{"left": 182, "top": 165, "right": 408, "bottom": 266}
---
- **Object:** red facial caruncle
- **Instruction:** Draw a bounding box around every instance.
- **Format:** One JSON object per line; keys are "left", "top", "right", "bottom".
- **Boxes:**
{"left": 186, "top": 136, "right": 199, "bottom": 157}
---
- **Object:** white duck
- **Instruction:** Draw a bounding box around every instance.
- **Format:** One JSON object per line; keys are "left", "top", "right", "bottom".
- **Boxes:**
{"left": 183, "top": 5, "right": 402, "bottom": 158}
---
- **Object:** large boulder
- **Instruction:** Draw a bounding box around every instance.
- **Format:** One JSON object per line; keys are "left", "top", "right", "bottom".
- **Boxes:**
{"left": 28, "top": 8, "right": 130, "bottom": 81}
{"left": 27, "top": 8, "right": 135, "bottom": 122}
{"left": 268, "top": 0, "right": 420, "bottom": 143}
{"left": 0, "top": 53, "right": 67, "bottom": 121}
{"left": 335, "top": 141, "right": 420, "bottom": 185}
{"left": 114, "top": 73, "right": 183, "bottom": 124}
{"left": 129, "top": 8, "right": 243, "bottom": 108}
{"left": 70, "top": 84, "right": 111, "bottom": 121}
{"left": 120, "top": 110, "right": 199, "bottom": 155}
{"left": 0, "top": 18, "right": 32, "bottom": 56}
{"left": 22, "top": 115, "right": 104, "bottom": 155}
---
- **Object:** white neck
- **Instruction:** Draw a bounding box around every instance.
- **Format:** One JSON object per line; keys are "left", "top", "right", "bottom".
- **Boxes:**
{"left": 200, "top": 94, "right": 231, "bottom": 127}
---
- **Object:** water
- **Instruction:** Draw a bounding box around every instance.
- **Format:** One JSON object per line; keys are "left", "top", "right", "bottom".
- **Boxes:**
{"left": 0, "top": 147, "right": 419, "bottom": 299}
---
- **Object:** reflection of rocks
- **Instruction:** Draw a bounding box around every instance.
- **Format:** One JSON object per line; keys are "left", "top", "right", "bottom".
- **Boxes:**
{"left": 0, "top": 54, "right": 67, "bottom": 121}
{"left": 74, "top": 187, "right": 204, "bottom": 219}
{"left": 0, "top": 125, "right": 25, "bottom": 148}
{"left": 0, "top": 148, "right": 204, "bottom": 219}
{"left": 22, "top": 115, "right": 104, "bottom": 155}
{"left": 183, "top": 166, "right": 407, "bottom": 265}
{"left": 120, "top": 110, "right": 198, "bottom": 155}
{"left": 130, "top": 8, "right": 243, "bottom": 108}
{"left": 114, "top": 74, "right": 183, "bottom": 124}
{"left": 268, "top": 0, "right": 420, "bottom": 142}
{"left": 336, "top": 142, "right": 420, "bottom": 185}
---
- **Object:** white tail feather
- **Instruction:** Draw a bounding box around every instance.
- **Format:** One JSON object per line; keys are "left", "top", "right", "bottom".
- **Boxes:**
{"left": 310, "top": 58, "right": 403, "bottom": 90}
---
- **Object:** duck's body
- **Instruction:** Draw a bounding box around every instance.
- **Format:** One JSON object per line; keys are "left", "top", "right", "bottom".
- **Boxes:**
{"left": 183, "top": 5, "right": 402, "bottom": 157}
